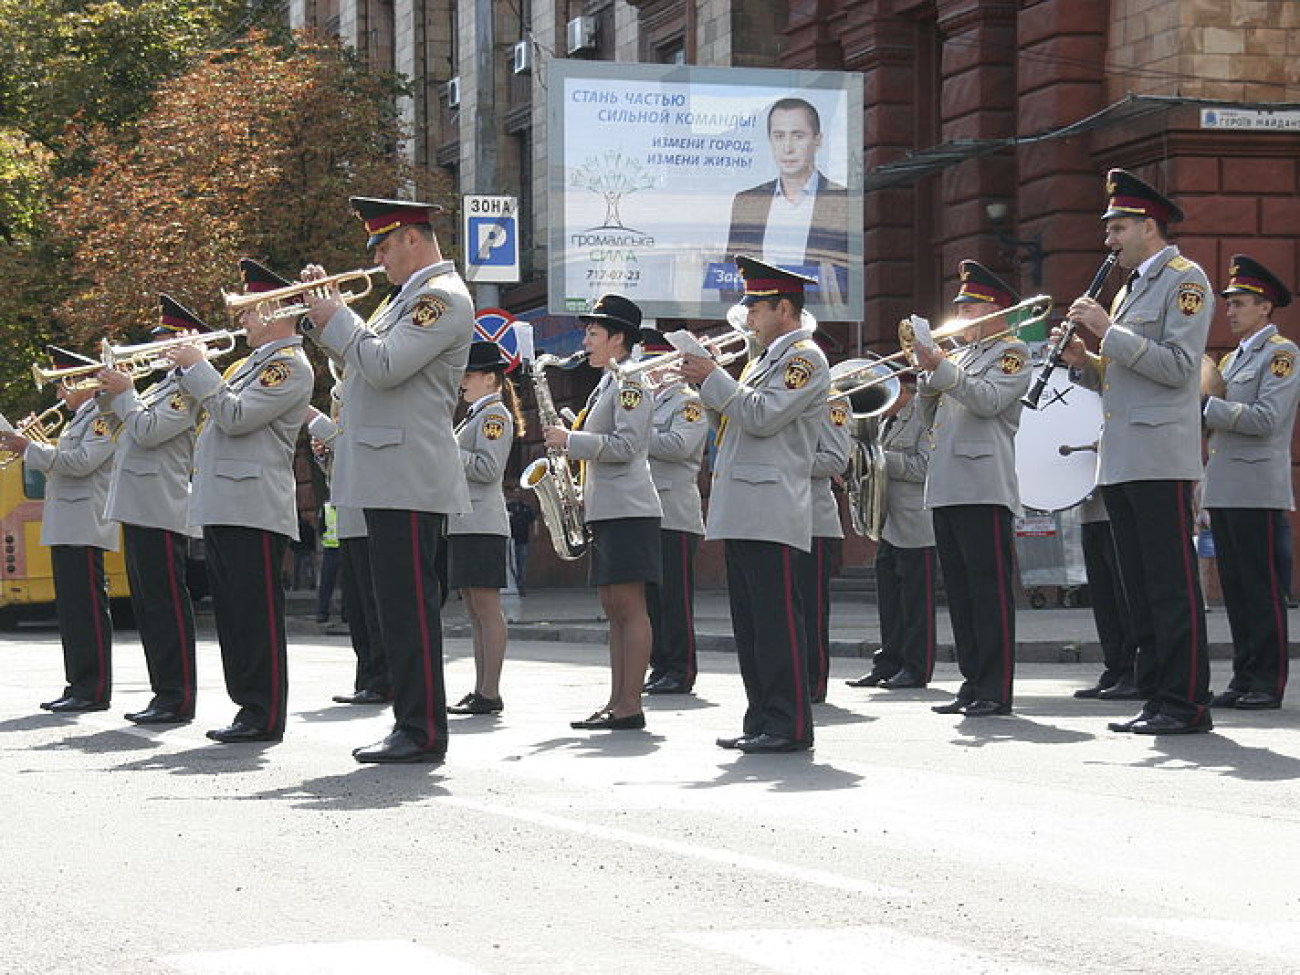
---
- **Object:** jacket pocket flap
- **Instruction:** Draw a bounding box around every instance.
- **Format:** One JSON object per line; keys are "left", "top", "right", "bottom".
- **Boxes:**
{"left": 733, "top": 463, "right": 779, "bottom": 484}
{"left": 1131, "top": 405, "right": 1179, "bottom": 427}
{"left": 356, "top": 426, "right": 405, "bottom": 448}
{"left": 122, "top": 455, "right": 161, "bottom": 476}
{"left": 213, "top": 459, "right": 261, "bottom": 480}
{"left": 954, "top": 440, "right": 993, "bottom": 459}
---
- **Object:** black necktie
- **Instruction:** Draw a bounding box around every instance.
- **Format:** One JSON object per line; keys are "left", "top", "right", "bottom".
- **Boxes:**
{"left": 1126, "top": 269, "right": 1140, "bottom": 291}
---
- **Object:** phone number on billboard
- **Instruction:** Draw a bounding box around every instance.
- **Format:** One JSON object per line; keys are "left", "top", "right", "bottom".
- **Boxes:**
{"left": 586, "top": 269, "right": 643, "bottom": 282}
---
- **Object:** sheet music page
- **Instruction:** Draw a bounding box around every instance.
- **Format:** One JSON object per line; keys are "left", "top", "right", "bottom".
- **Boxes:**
{"left": 0, "top": 413, "right": 13, "bottom": 434}
{"left": 665, "top": 330, "right": 711, "bottom": 359}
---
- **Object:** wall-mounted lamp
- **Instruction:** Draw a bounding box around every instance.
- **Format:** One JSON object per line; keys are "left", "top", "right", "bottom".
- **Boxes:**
{"left": 984, "top": 201, "right": 1043, "bottom": 290}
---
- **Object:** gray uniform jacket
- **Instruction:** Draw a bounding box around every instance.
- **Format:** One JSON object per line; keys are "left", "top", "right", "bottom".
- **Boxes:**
{"left": 1075, "top": 246, "right": 1213, "bottom": 484}
{"left": 647, "top": 381, "right": 708, "bottom": 535}
{"left": 450, "top": 394, "right": 513, "bottom": 536}
{"left": 880, "top": 396, "right": 936, "bottom": 549}
{"left": 567, "top": 369, "right": 662, "bottom": 523}
{"left": 312, "top": 261, "right": 473, "bottom": 515}
{"left": 920, "top": 336, "right": 1031, "bottom": 514}
{"left": 699, "top": 332, "right": 831, "bottom": 552}
{"left": 810, "top": 395, "right": 851, "bottom": 539}
{"left": 306, "top": 410, "right": 367, "bottom": 540}
{"left": 26, "top": 399, "right": 120, "bottom": 550}
{"left": 181, "top": 336, "right": 313, "bottom": 539}
{"left": 99, "top": 372, "right": 199, "bottom": 534}
{"left": 1202, "top": 325, "right": 1300, "bottom": 509}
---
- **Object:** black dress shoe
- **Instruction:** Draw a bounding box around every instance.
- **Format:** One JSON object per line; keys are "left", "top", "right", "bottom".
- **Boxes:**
{"left": 1131, "top": 711, "right": 1213, "bottom": 735}
{"left": 1210, "top": 688, "right": 1245, "bottom": 708}
{"left": 1073, "top": 675, "right": 1118, "bottom": 699}
{"left": 716, "top": 734, "right": 758, "bottom": 750}
{"left": 332, "top": 688, "right": 392, "bottom": 705}
{"left": 737, "top": 733, "right": 811, "bottom": 754}
{"left": 962, "top": 699, "right": 1011, "bottom": 717}
{"left": 353, "top": 729, "right": 445, "bottom": 764}
{"left": 1236, "top": 691, "right": 1283, "bottom": 710}
{"left": 642, "top": 672, "right": 666, "bottom": 691}
{"left": 571, "top": 711, "right": 646, "bottom": 731}
{"left": 1096, "top": 676, "right": 1141, "bottom": 700}
{"left": 1108, "top": 708, "right": 1159, "bottom": 733}
{"left": 40, "top": 694, "right": 74, "bottom": 711}
{"left": 448, "top": 692, "right": 504, "bottom": 715}
{"left": 881, "top": 669, "right": 926, "bottom": 690}
{"left": 931, "top": 698, "right": 971, "bottom": 714}
{"left": 845, "top": 669, "right": 894, "bottom": 688}
{"left": 47, "top": 697, "right": 110, "bottom": 713}
{"left": 206, "top": 722, "right": 281, "bottom": 743}
{"left": 644, "top": 675, "right": 692, "bottom": 695}
{"left": 125, "top": 707, "right": 192, "bottom": 725}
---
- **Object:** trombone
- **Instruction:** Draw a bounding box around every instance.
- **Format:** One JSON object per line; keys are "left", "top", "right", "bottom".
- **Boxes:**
{"left": 831, "top": 294, "right": 1053, "bottom": 401}
{"left": 0, "top": 403, "right": 67, "bottom": 468}
{"left": 222, "top": 266, "right": 384, "bottom": 324}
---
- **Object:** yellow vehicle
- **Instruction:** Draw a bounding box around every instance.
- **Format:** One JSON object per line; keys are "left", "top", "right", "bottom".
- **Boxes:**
{"left": 0, "top": 460, "right": 131, "bottom": 628}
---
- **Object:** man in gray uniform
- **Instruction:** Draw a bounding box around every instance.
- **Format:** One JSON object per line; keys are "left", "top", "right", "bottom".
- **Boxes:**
{"left": 1059, "top": 168, "right": 1214, "bottom": 735}
{"left": 680, "top": 256, "right": 829, "bottom": 754}
{"left": 2, "top": 348, "right": 119, "bottom": 713}
{"left": 167, "top": 259, "right": 314, "bottom": 743}
{"left": 1202, "top": 255, "right": 1298, "bottom": 711}
{"left": 801, "top": 392, "right": 851, "bottom": 703}
{"left": 301, "top": 197, "right": 473, "bottom": 764}
{"left": 96, "top": 295, "right": 204, "bottom": 725}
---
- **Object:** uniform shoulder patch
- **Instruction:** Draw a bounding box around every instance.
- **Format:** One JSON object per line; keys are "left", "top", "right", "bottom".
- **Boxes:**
{"left": 1270, "top": 350, "right": 1295, "bottom": 379}
{"left": 1166, "top": 255, "right": 1193, "bottom": 272}
{"left": 683, "top": 401, "right": 703, "bottom": 423}
{"left": 412, "top": 294, "right": 447, "bottom": 328}
{"left": 784, "top": 355, "right": 815, "bottom": 390}
{"left": 91, "top": 417, "right": 113, "bottom": 437}
{"left": 1000, "top": 350, "right": 1026, "bottom": 374}
{"left": 168, "top": 392, "right": 190, "bottom": 412}
{"left": 1176, "top": 282, "right": 1206, "bottom": 317}
{"left": 619, "top": 385, "right": 644, "bottom": 411}
{"left": 482, "top": 413, "right": 508, "bottom": 440}
{"left": 829, "top": 401, "right": 850, "bottom": 427}
{"left": 259, "top": 361, "right": 291, "bottom": 387}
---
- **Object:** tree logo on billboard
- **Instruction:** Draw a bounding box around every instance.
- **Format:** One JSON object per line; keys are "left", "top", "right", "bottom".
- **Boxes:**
{"left": 570, "top": 149, "right": 658, "bottom": 232}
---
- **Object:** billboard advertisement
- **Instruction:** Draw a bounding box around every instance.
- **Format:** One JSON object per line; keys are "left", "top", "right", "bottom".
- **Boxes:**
{"left": 548, "top": 61, "right": 864, "bottom": 322}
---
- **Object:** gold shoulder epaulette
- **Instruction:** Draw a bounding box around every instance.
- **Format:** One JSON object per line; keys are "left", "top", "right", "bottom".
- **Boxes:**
{"left": 1218, "top": 352, "right": 1232, "bottom": 369}
{"left": 1268, "top": 334, "right": 1291, "bottom": 345}
{"left": 1166, "top": 255, "right": 1193, "bottom": 272}
{"left": 791, "top": 338, "right": 816, "bottom": 352}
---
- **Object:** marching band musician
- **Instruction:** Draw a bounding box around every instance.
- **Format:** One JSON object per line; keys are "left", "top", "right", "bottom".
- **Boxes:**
{"left": 95, "top": 295, "right": 204, "bottom": 725}
{"left": 166, "top": 259, "right": 314, "bottom": 744}
{"left": 846, "top": 380, "right": 939, "bottom": 690}
{"left": 446, "top": 340, "right": 522, "bottom": 716}
{"left": 680, "top": 256, "right": 829, "bottom": 755}
{"left": 642, "top": 329, "right": 709, "bottom": 697}
{"left": 1201, "top": 256, "right": 1298, "bottom": 711}
{"left": 801, "top": 391, "right": 851, "bottom": 704}
{"left": 543, "top": 293, "right": 662, "bottom": 732}
{"left": 916, "top": 261, "right": 1031, "bottom": 718}
{"left": 1058, "top": 168, "right": 1214, "bottom": 736}
{"left": 1, "top": 347, "right": 120, "bottom": 714}
{"left": 300, "top": 196, "right": 473, "bottom": 764}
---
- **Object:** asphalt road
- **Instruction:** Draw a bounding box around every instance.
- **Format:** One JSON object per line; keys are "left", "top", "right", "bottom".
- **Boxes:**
{"left": 3, "top": 622, "right": 1298, "bottom": 975}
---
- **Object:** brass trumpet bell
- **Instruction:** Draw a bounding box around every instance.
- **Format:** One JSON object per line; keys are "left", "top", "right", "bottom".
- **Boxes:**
{"left": 222, "top": 266, "right": 383, "bottom": 324}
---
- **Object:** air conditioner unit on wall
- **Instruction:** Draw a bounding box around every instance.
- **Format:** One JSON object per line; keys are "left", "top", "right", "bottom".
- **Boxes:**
{"left": 445, "top": 76, "right": 461, "bottom": 108}
{"left": 511, "top": 40, "right": 532, "bottom": 75}
{"left": 566, "top": 15, "right": 596, "bottom": 55}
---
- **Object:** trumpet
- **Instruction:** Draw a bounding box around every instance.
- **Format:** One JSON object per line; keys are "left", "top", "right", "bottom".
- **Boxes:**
{"left": 102, "top": 329, "right": 246, "bottom": 376}
{"left": 832, "top": 294, "right": 1054, "bottom": 400}
{"left": 222, "top": 266, "right": 383, "bottom": 324}
{"left": 0, "top": 403, "right": 67, "bottom": 468}
{"left": 614, "top": 324, "right": 753, "bottom": 387}
{"left": 32, "top": 359, "right": 107, "bottom": 391}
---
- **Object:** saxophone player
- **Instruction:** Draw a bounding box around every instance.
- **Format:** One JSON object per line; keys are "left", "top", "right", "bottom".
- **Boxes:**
{"left": 543, "top": 293, "right": 662, "bottom": 731}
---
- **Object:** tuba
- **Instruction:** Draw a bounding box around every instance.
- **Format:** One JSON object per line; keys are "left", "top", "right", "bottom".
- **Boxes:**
{"left": 521, "top": 352, "right": 589, "bottom": 561}
{"left": 830, "top": 357, "right": 901, "bottom": 541}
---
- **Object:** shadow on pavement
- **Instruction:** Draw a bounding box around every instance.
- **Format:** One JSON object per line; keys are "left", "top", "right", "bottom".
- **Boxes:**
{"left": 521, "top": 732, "right": 664, "bottom": 759}
{"left": 113, "top": 742, "right": 276, "bottom": 775}
{"left": 33, "top": 728, "right": 159, "bottom": 754}
{"left": 0, "top": 713, "right": 80, "bottom": 734}
{"left": 1135, "top": 732, "right": 1300, "bottom": 781}
{"left": 686, "top": 754, "right": 864, "bottom": 793}
{"left": 807, "top": 702, "right": 876, "bottom": 728}
{"left": 241, "top": 767, "right": 449, "bottom": 810}
{"left": 950, "top": 715, "right": 1096, "bottom": 747}
{"left": 294, "top": 704, "right": 391, "bottom": 724}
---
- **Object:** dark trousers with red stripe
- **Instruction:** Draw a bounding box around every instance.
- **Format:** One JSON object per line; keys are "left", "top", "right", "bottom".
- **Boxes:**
{"left": 873, "top": 541, "right": 938, "bottom": 682}
{"left": 1101, "top": 481, "right": 1210, "bottom": 720}
{"left": 339, "top": 535, "right": 391, "bottom": 695}
{"left": 933, "top": 505, "right": 1017, "bottom": 704}
{"left": 204, "top": 525, "right": 289, "bottom": 735}
{"left": 123, "top": 524, "right": 196, "bottom": 715}
{"left": 51, "top": 545, "right": 113, "bottom": 703}
{"left": 646, "top": 529, "right": 699, "bottom": 687}
{"left": 1080, "top": 519, "right": 1138, "bottom": 684}
{"left": 724, "top": 539, "right": 812, "bottom": 743}
{"left": 1209, "top": 507, "right": 1290, "bottom": 699}
{"left": 797, "top": 536, "right": 838, "bottom": 701}
{"left": 365, "top": 509, "right": 448, "bottom": 752}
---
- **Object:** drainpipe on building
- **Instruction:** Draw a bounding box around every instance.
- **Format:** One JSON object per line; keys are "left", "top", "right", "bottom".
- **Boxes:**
{"left": 473, "top": 0, "right": 500, "bottom": 310}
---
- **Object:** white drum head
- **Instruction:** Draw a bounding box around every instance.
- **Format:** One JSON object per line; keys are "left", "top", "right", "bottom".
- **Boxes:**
{"left": 1015, "top": 370, "right": 1102, "bottom": 512}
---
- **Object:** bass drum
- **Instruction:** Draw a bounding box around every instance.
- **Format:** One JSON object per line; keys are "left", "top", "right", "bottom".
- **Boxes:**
{"left": 1015, "top": 368, "right": 1103, "bottom": 512}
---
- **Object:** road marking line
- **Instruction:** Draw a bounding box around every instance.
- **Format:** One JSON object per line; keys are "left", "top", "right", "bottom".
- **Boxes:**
{"left": 161, "top": 940, "right": 487, "bottom": 974}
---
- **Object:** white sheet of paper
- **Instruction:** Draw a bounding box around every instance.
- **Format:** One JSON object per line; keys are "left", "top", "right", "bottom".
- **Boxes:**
{"left": 665, "top": 330, "right": 711, "bottom": 359}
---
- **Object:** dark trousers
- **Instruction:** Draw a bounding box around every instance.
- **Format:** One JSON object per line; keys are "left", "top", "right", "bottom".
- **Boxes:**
{"left": 1080, "top": 519, "right": 1138, "bottom": 683}
{"left": 365, "top": 509, "right": 448, "bottom": 751}
{"left": 1209, "top": 507, "right": 1290, "bottom": 699}
{"left": 51, "top": 545, "right": 113, "bottom": 703}
{"left": 933, "top": 505, "right": 1017, "bottom": 704}
{"left": 317, "top": 546, "right": 341, "bottom": 621}
{"left": 647, "top": 529, "right": 699, "bottom": 686}
{"left": 204, "top": 525, "right": 289, "bottom": 735}
{"left": 339, "top": 535, "right": 391, "bottom": 695}
{"left": 797, "top": 536, "right": 838, "bottom": 701}
{"left": 724, "top": 539, "right": 812, "bottom": 743}
{"left": 1101, "top": 481, "right": 1210, "bottom": 720}
{"left": 510, "top": 539, "right": 530, "bottom": 595}
{"left": 123, "top": 525, "right": 196, "bottom": 714}
{"left": 872, "top": 541, "right": 938, "bottom": 681}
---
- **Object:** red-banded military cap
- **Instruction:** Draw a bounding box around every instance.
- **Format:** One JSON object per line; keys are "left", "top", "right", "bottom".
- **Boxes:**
{"left": 1101, "top": 168, "right": 1184, "bottom": 224}
{"left": 638, "top": 328, "right": 673, "bottom": 353}
{"left": 1222, "top": 254, "right": 1292, "bottom": 308}
{"left": 45, "top": 344, "right": 99, "bottom": 369}
{"left": 156, "top": 293, "right": 211, "bottom": 335}
{"left": 466, "top": 340, "right": 509, "bottom": 372}
{"left": 351, "top": 196, "right": 444, "bottom": 248}
{"left": 735, "top": 255, "right": 817, "bottom": 306}
{"left": 239, "top": 258, "right": 291, "bottom": 293}
{"left": 953, "top": 260, "right": 1019, "bottom": 306}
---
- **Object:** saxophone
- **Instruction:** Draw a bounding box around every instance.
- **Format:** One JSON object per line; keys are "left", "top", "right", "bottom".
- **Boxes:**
{"left": 522, "top": 352, "right": 589, "bottom": 561}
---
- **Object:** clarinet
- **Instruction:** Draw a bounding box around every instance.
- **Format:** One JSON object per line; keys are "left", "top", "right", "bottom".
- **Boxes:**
{"left": 1021, "top": 251, "right": 1119, "bottom": 409}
